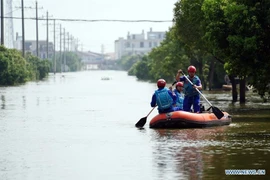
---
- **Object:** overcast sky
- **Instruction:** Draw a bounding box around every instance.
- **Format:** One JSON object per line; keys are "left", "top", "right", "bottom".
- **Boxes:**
{"left": 11, "top": 0, "right": 177, "bottom": 53}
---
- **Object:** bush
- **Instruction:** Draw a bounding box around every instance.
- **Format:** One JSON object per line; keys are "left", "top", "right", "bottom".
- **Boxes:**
{"left": 0, "top": 45, "right": 50, "bottom": 86}
{"left": 0, "top": 46, "right": 29, "bottom": 85}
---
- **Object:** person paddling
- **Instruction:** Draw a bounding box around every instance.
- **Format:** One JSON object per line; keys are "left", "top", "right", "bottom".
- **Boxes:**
{"left": 176, "top": 66, "right": 202, "bottom": 113}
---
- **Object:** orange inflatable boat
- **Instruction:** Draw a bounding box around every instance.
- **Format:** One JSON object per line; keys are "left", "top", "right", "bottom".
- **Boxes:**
{"left": 149, "top": 111, "right": 232, "bottom": 128}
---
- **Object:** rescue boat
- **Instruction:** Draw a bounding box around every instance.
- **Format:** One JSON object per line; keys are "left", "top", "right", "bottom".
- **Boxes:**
{"left": 149, "top": 110, "right": 232, "bottom": 129}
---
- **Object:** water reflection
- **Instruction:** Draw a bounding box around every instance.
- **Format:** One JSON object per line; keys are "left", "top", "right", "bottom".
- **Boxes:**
{"left": 202, "top": 90, "right": 270, "bottom": 114}
{"left": 22, "top": 96, "right": 26, "bottom": 109}
{"left": 36, "top": 97, "right": 40, "bottom": 106}
{"left": 150, "top": 127, "right": 227, "bottom": 180}
{"left": 1, "top": 95, "right": 5, "bottom": 109}
{"left": 150, "top": 123, "right": 270, "bottom": 179}
{"left": 0, "top": 71, "right": 269, "bottom": 180}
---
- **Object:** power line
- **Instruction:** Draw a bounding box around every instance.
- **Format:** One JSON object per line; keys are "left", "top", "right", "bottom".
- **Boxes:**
{"left": 2, "top": 16, "right": 172, "bottom": 22}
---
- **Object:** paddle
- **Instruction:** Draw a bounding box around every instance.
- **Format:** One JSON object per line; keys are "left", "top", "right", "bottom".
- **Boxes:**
{"left": 182, "top": 72, "right": 224, "bottom": 119}
{"left": 135, "top": 106, "right": 156, "bottom": 128}
{"left": 169, "top": 81, "right": 177, "bottom": 91}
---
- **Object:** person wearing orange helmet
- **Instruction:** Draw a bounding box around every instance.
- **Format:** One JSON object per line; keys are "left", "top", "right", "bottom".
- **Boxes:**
{"left": 151, "top": 79, "right": 181, "bottom": 114}
{"left": 175, "top": 65, "right": 202, "bottom": 113}
{"left": 172, "top": 82, "right": 184, "bottom": 110}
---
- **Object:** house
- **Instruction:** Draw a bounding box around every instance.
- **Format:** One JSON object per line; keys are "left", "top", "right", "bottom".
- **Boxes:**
{"left": 114, "top": 27, "right": 166, "bottom": 60}
{"left": 14, "top": 32, "right": 54, "bottom": 59}
{"left": 75, "top": 51, "right": 104, "bottom": 70}
{"left": 104, "top": 52, "right": 116, "bottom": 60}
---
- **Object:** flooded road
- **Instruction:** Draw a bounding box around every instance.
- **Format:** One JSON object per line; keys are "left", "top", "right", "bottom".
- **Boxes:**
{"left": 0, "top": 71, "right": 269, "bottom": 180}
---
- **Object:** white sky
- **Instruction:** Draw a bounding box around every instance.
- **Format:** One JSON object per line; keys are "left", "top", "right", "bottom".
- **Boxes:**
{"left": 10, "top": 0, "right": 177, "bottom": 53}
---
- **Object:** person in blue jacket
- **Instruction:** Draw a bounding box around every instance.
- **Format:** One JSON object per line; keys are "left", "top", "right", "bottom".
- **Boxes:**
{"left": 173, "top": 82, "right": 184, "bottom": 110}
{"left": 151, "top": 79, "right": 181, "bottom": 114}
{"left": 175, "top": 65, "right": 202, "bottom": 113}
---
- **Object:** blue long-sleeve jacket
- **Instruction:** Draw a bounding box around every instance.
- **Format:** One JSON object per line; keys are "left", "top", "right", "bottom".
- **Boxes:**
{"left": 179, "top": 75, "right": 201, "bottom": 97}
{"left": 151, "top": 87, "right": 177, "bottom": 113}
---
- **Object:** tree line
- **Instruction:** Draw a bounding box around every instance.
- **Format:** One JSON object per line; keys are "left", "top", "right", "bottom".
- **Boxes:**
{"left": 54, "top": 52, "right": 83, "bottom": 72}
{"left": 0, "top": 45, "right": 83, "bottom": 86}
{"left": 0, "top": 45, "right": 50, "bottom": 85}
{"left": 117, "top": 0, "right": 270, "bottom": 103}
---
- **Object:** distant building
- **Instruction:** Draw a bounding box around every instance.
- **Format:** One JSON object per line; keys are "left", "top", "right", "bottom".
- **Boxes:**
{"left": 105, "top": 52, "right": 116, "bottom": 60}
{"left": 75, "top": 51, "right": 103, "bottom": 70}
{"left": 76, "top": 51, "right": 117, "bottom": 70}
{"left": 14, "top": 32, "right": 54, "bottom": 59}
{"left": 114, "top": 27, "right": 166, "bottom": 60}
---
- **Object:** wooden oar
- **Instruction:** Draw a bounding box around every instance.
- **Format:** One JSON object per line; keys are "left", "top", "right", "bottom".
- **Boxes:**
{"left": 135, "top": 106, "right": 156, "bottom": 128}
{"left": 182, "top": 72, "right": 224, "bottom": 119}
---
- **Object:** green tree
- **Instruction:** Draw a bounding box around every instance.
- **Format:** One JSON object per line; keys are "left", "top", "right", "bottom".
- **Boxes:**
{"left": 0, "top": 46, "right": 29, "bottom": 85}
{"left": 117, "top": 55, "right": 142, "bottom": 71}
{"left": 52, "top": 52, "right": 82, "bottom": 72}
{"left": 128, "top": 55, "right": 152, "bottom": 80}
{"left": 147, "top": 27, "right": 189, "bottom": 83}
{"left": 202, "top": 0, "right": 270, "bottom": 99}
{"left": 174, "top": 0, "right": 206, "bottom": 53}
{"left": 25, "top": 53, "right": 50, "bottom": 80}
{"left": 0, "top": 45, "right": 50, "bottom": 86}
{"left": 65, "top": 52, "right": 82, "bottom": 71}
{"left": 173, "top": 0, "right": 226, "bottom": 89}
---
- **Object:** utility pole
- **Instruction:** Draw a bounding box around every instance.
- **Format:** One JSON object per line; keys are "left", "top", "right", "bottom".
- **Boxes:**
{"left": 65, "top": 32, "right": 73, "bottom": 52}
{"left": 36, "top": 1, "right": 38, "bottom": 57}
{"left": 101, "top": 44, "right": 105, "bottom": 61}
{"left": 75, "top": 38, "right": 79, "bottom": 51}
{"left": 63, "top": 28, "right": 66, "bottom": 72}
{"left": 46, "top": 21, "right": 61, "bottom": 73}
{"left": 71, "top": 36, "right": 75, "bottom": 52}
{"left": 70, "top": 35, "right": 74, "bottom": 52}
{"left": 76, "top": 40, "right": 83, "bottom": 52}
{"left": 35, "top": 1, "right": 43, "bottom": 57}
{"left": 69, "top": 34, "right": 73, "bottom": 52}
{"left": 53, "top": 19, "right": 56, "bottom": 74}
{"left": 16, "top": 3, "right": 39, "bottom": 56}
{"left": 1, "top": 0, "right": 4, "bottom": 45}
{"left": 46, "top": 11, "right": 49, "bottom": 58}
{"left": 59, "top": 24, "right": 62, "bottom": 73}
{"left": 41, "top": 12, "right": 52, "bottom": 59}
{"left": 76, "top": 39, "right": 84, "bottom": 52}
{"left": 21, "top": 0, "right": 25, "bottom": 57}
{"left": 67, "top": 32, "right": 69, "bottom": 52}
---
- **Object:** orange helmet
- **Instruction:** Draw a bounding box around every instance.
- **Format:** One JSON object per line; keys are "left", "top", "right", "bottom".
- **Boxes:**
{"left": 176, "top": 82, "right": 183, "bottom": 88}
{"left": 188, "top": 65, "right": 196, "bottom": 73}
{"left": 157, "top": 79, "right": 166, "bottom": 88}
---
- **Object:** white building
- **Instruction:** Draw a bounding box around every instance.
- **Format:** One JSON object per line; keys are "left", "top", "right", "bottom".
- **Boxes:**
{"left": 76, "top": 51, "right": 103, "bottom": 70}
{"left": 114, "top": 28, "right": 166, "bottom": 60}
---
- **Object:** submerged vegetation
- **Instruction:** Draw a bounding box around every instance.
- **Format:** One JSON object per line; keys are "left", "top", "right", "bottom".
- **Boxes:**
{"left": 0, "top": 45, "right": 83, "bottom": 86}
{"left": 0, "top": 45, "right": 50, "bottom": 86}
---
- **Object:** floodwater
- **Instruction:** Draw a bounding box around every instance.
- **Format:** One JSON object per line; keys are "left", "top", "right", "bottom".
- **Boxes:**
{"left": 0, "top": 71, "right": 269, "bottom": 180}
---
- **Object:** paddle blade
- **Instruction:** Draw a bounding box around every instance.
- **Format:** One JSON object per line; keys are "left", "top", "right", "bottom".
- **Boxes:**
{"left": 212, "top": 106, "right": 224, "bottom": 119}
{"left": 135, "top": 117, "right": 147, "bottom": 128}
